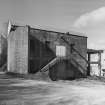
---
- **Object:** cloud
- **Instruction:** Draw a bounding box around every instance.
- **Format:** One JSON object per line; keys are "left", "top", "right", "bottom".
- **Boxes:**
{"left": 88, "top": 40, "right": 105, "bottom": 50}
{"left": 73, "top": 7, "right": 105, "bottom": 28}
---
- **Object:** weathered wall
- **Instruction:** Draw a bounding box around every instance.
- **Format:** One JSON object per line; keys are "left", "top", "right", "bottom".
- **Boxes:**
{"left": 8, "top": 25, "right": 87, "bottom": 79}
{"left": 8, "top": 26, "right": 28, "bottom": 74}
{"left": 49, "top": 59, "right": 84, "bottom": 80}
{"left": 63, "top": 34, "right": 87, "bottom": 75}
{"left": 29, "top": 28, "right": 87, "bottom": 79}
{"left": 29, "top": 28, "right": 56, "bottom": 73}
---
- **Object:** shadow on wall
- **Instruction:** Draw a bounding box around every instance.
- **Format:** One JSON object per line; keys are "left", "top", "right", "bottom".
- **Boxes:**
{"left": 66, "top": 59, "right": 86, "bottom": 79}
{"left": 49, "top": 59, "right": 85, "bottom": 81}
{"left": 29, "top": 35, "right": 56, "bottom": 73}
{"left": 29, "top": 34, "right": 86, "bottom": 80}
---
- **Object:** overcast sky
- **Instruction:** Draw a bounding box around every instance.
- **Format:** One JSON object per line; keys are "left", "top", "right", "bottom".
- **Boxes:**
{"left": 0, "top": 0, "right": 105, "bottom": 49}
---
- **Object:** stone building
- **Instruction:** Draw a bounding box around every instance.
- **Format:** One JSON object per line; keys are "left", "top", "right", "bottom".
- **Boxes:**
{"left": 8, "top": 25, "right": 87, "bottom": 80}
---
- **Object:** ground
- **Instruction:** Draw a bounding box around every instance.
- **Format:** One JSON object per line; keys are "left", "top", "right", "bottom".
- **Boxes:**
{"left": 0, "top": 73, "right": 105, "bottom": 105}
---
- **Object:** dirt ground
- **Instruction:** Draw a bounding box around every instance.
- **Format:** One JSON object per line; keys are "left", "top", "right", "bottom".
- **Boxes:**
{"left": 0, "top": 73, "right": 105, "bottom": 105}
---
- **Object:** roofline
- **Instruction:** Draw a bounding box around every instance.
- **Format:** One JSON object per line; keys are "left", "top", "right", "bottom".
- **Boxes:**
{"left": 29, "top": 26, "right": 87, "bottom": 38}
{"left": 11, "top": 24, "right": 87, "bottom": 38}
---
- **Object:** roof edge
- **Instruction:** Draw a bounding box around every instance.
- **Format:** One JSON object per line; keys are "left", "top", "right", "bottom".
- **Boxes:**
{"left": 11, "top": 24, "right": 87, "bottom": 38}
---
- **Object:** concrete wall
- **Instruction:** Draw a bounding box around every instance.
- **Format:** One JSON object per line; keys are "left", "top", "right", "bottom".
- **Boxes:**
{"left": 65, "top": 34, "right": 87, "bottom": 75}
{"left": 8, "top": 26, "right": 28, "bottom": 74}
{"left": 7, "top": 25, "right": 87, "bottom": 80}
{"left": 29, "top": 28, "right": 56, "bottom": 73}
{"left": 29, "top": 28, "right": 87, "bottom": 79}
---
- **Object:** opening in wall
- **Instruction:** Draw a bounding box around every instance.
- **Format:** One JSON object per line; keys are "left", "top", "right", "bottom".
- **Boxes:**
{"left": 56, "top": 45, "right": 66, "bottom": 57}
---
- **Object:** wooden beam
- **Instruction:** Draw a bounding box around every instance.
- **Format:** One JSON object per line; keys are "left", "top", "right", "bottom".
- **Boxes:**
{"left": 90, "top": 62, "right": 99, "bottom": 64}
{"left": 87, "top": 53, "right": 91, "bottom": 76}
{"left": 98, "top": 53, "right": 102, "bottom": 76}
